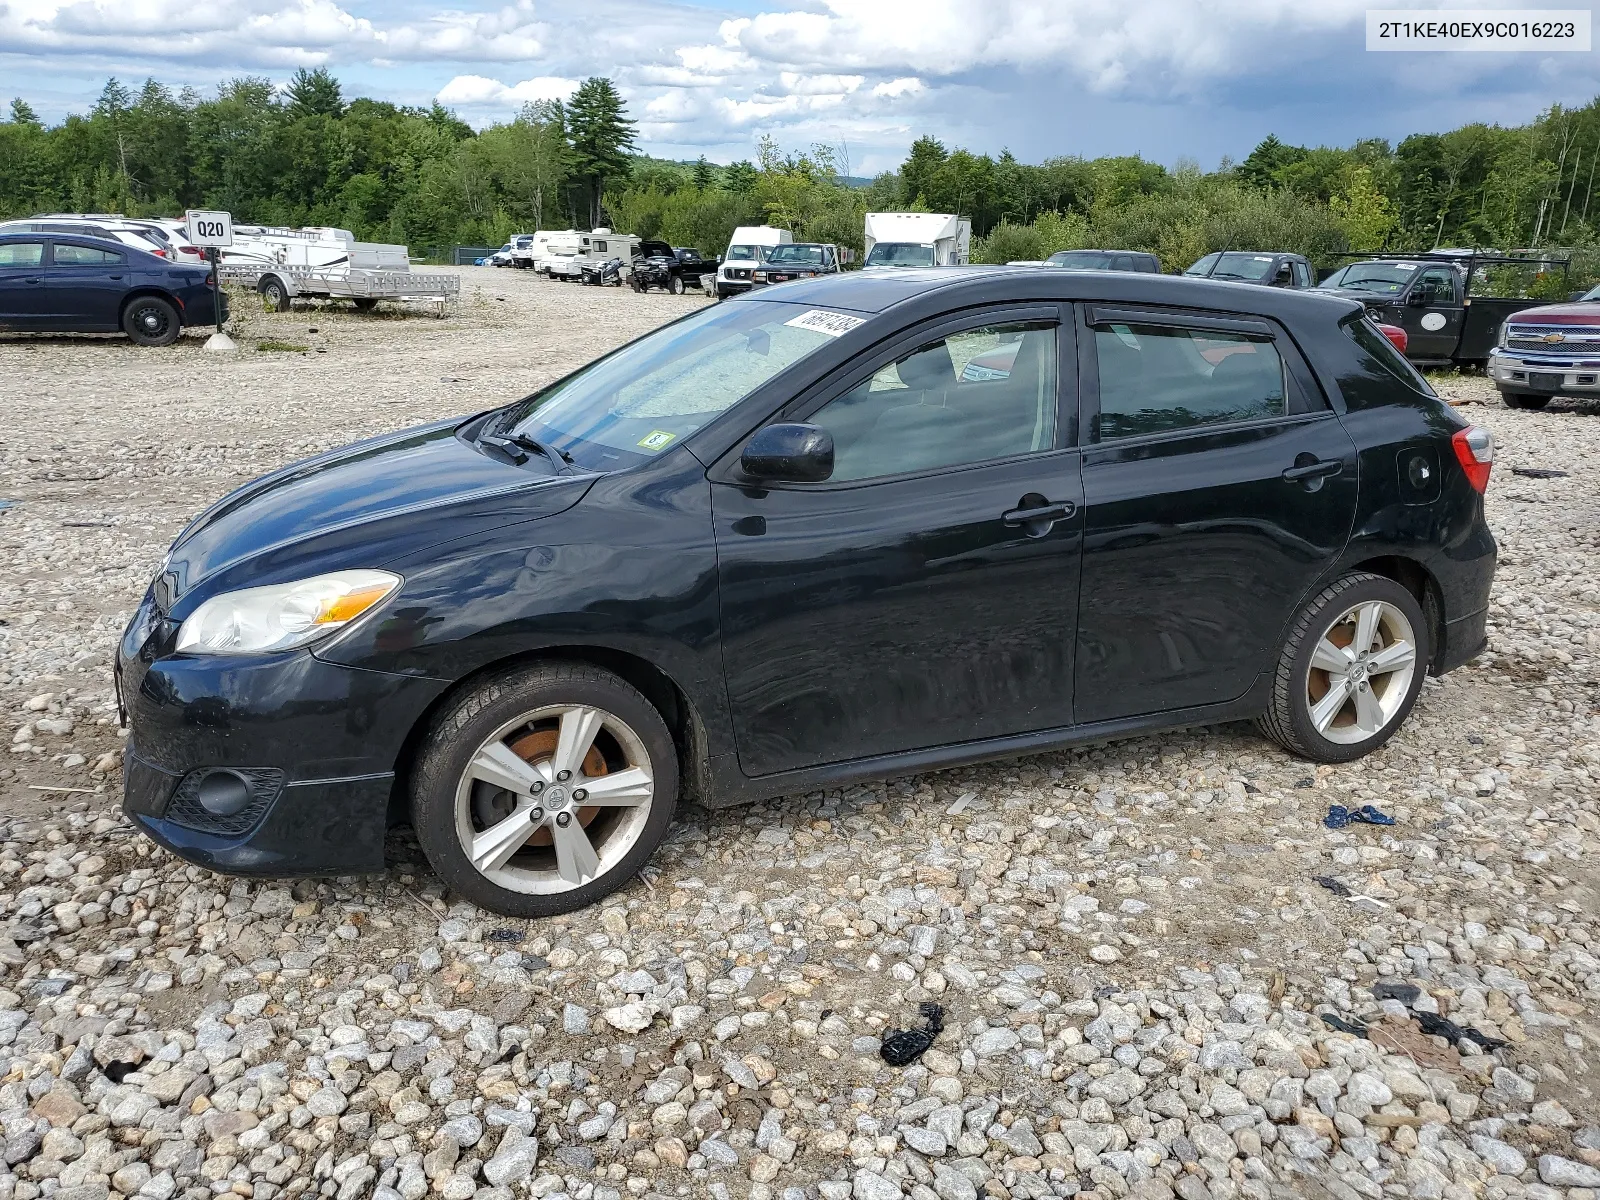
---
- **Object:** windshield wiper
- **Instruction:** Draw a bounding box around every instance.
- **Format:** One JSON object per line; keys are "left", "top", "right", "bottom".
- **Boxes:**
{"left": 506, "top": 432, "right": 575, "bottom": 472}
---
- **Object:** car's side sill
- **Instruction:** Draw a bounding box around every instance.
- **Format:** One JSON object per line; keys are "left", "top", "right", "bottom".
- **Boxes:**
{"left": 702, "top": 684, "right": 1268, "bottom": 809}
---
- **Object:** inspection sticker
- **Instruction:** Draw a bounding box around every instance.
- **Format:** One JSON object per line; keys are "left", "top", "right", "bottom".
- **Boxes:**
{"left": 636, "top": 430, "right": 678, "bottom": 451}
{"left": 784, "top": 309, "right": 867, "bottom": 337}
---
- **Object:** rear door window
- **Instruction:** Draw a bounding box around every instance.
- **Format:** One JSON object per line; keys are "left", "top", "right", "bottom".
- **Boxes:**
{"left": 1092, "top": 321, "right": 1287, "bottom": 441}
{"left": 53, "top": 243, "right": 122, "bottom": 265}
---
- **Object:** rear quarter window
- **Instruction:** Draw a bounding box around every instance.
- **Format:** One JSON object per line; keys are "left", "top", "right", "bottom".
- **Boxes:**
{"left": 1333, "top": 316, "right": 1440, "bottom": 411}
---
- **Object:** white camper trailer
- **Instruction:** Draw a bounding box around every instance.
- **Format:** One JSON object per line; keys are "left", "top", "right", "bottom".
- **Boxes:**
{"left": 863, "top": 213, "right": 971, "bottom": 268}
{"left": 518, "top": 230, "right": 582, "bottom": 272}
{"left": 712, "top": 226, "right": 794, "bottom": 297}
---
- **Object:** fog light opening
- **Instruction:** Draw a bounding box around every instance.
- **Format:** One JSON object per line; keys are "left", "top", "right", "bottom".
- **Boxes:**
{"left": 196, "top": 770, "right": 254, "bottom": 817}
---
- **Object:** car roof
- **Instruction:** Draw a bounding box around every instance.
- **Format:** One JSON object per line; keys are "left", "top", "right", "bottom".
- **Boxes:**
{"left": 735, "top": 265, "right": 1364, "bottom": 321}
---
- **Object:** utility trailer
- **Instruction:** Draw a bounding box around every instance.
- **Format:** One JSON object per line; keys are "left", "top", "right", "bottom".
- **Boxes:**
{"left": 220, "top": 262, "right": 461, "bottom": 315}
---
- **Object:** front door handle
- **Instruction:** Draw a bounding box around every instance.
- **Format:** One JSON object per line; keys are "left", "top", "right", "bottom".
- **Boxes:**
{"left": 1003, "top": 497, "right": 1076, "bottom": 536}
{"left": 1282, "top": 458, "right": 1343, "bottom": 483}
{"left": 107, "top": 274, "right": 123, "bottom": 280}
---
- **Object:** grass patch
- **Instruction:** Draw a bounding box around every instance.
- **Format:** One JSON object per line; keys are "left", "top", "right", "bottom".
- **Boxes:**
{"left": 256, "top": 339, "right": 308, "bottom": 353}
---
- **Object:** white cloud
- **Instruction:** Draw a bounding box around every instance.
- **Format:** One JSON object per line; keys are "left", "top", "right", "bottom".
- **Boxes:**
{"left": 722, "top": 0, "right": 1368, "bottom": 94}
{"left": 436, "top": 73, "right": 578, "bottom": 107}
{"left": 871, "top": 77, "right": 923, "bottom": 98}
{"left": 0, "top": 0, "right": 548, "bottom": 64}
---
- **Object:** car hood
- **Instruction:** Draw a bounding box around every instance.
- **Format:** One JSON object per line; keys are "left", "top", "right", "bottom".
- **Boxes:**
{"left": 1504, "top": 301, "right": 1600, "bottom": 323}
{"left": 161, "top": 419, "right": 594, "bottom": 604}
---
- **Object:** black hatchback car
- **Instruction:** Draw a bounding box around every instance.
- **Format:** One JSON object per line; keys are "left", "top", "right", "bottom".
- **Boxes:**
{"left": 119, "top": 268, "right": 1496, "bottom": 915}
{"left": 0, "top": 232, "right": 224, "bottom": 345}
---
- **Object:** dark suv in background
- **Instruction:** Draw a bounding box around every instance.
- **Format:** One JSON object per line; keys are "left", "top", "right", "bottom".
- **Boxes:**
{"left": 1185, "top": 251, "right": 1315, "bottom": 288}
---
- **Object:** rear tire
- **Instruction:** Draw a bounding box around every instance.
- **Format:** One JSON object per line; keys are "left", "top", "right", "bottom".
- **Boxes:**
{"left": 122, "top": 296, "right": 180, "bottom": 347}
{"left": 352, "top": 298, "right": 378, "bottom": 312}
{"left": 1500, "top": 390, "right": 1552, "bottom": 410}
{"left": 259, "top": 277, "right": 291, "bottom": 313}
{"left": 411, "top": 662, "right": 679, "bottom": 917}
{"left": 1257, "top": 572, "right": 1429, "bottom": 763}
{"left": 668, "top": 275, "right": 685, "bottom": 295}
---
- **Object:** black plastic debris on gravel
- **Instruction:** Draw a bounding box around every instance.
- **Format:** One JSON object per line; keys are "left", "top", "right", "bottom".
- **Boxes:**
{"left": 1511, "top": 466, "right": 1569, "bottom": 479}
{"left": 880, "top": 1002, "right": 944, "bottom": 1066}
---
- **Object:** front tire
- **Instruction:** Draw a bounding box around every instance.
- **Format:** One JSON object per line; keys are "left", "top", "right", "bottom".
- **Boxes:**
{"left": 1500, "top": 390, "right": 1552, "bottom": 410}
{"left": 352, "top": 298, "right": 378, "bottom": 312}
{"left": 1257, "top": 573, "right": 1429, "bottom": 763}
{"left": 411, "top": 662, "right": 679, "bottom": 917}
{"left": 122, "top": 296, "right": 180, "bottom": 346}
{"left": 668, "top": 275, "right": 685, "bottom": 295}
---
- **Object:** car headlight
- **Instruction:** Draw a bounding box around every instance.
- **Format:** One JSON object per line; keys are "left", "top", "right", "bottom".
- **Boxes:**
{"left": 175, "top": 569, "right": 400, "bottom": 655}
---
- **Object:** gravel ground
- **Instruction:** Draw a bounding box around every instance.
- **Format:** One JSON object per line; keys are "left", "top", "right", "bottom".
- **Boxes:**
{"left": 1, "top": 271, "right": 1600, "bottom": 1200}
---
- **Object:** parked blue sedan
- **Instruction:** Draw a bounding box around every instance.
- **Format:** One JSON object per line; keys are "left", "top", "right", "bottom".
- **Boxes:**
{"left": 0, "top": 232, "right": 226, "bottom": 346}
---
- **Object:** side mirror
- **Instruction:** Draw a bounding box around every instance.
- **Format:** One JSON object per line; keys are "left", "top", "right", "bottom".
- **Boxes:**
{"left": 1406, "top": 288, "right": 1431, "bottom": 307}
{"left": 742, "top": 423, "right": 834, "bottom": 483}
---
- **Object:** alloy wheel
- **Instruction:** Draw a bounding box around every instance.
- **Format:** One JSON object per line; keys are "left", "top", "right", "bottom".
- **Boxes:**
{"left": 1304, "top": 600, "right": 1418, "bottom": 745}
{"left": 453, "top": 703, "right": 655, "bottom": 894}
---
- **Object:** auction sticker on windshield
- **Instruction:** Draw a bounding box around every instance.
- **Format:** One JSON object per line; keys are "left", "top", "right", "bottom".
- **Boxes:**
{"left": 636, "top": 431, "right": 678, "bottom": 451}
{"left": 784, "top": 310, "right": 867, "bottom": 337}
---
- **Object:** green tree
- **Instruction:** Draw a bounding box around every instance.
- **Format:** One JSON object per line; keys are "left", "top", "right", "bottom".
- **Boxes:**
{"left": 9, "top": 99, "right": 39, "bottom": 125}
{"left": 1329, "top": 165, "right": 1397, "bottom": 251}
{"left": 900, "top": 135, "right": 947, "bottom": 206}
{"left": 692, "top": 155, "right": 716, "bottom": 190}
{"left": 724, "top": 160, "right": 759, "bottom": 194}
{"left": 286, "top": 68, "right": 344, "bottom": 119}
{"left": 565, "top": 76, "right": 635, "bottom": 227}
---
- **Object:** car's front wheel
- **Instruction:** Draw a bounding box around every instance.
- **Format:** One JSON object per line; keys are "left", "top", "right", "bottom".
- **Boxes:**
{"left": 1257, "top": 572, "right": 1428, "bottom": 763}
{"left": 411, "top": 663, "right": 678, "bottom": 917}
{"left": 668, "top": 275, "right": 685, "bottom": 295}
{"left": 1500, "top": 390, "right": 1552, "bottom": 410}
{"left": 122, "top": 296, "right": 181, "bottom": 346}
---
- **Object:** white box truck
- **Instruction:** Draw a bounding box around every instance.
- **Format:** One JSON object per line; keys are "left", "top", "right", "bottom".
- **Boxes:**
{"left": 863, "top": 213, "right": 971, "bottom": 268}
{"left": 712, "top": 226, "right": 794, "bottom": 297}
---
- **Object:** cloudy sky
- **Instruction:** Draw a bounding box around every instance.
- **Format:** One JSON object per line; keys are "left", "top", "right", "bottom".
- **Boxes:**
{"left": 3, "top": 0, "right": 1598, "bottom": 173}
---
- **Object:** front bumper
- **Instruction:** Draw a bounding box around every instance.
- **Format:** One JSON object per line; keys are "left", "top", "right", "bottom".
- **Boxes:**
{"left": 118, "top": 591, "right": 449, "bottom": 875}
{"left": 1488, "top": 350, "right": 1600, "bottom": 396}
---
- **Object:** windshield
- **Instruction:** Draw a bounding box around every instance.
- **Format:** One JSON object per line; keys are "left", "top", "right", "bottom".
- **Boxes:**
{"left": 1319, "top": 263, "right": 1417, "bottom": 293}
{"left": 506, "top": 301, "right": 853, "bottom": 471}
{"left": 1585, "top": 284, "right": 1600, "bottom": 301}
{"left": 866, "top": 243, "right": 936, "bottom": 267}
{"left": 1048, "top": 250, "right": 1114, "bottom": 269}
{"left": 1184, "top": 252, "right": 1277, "bottom": 281}
{"left": 726, "top": 244, "right": 768, "bottom": 261}
{"left": 769, "top": 244, "right": 826, "bottom": 265}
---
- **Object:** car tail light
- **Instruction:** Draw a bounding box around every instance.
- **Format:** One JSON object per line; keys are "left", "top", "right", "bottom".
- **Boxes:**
{"left": 153, "top": 247, "right": 168, "bottom": 258}
{"left": 1452, "top": 426, "right": 1495, "bottom": 493}
{"left": 1378, "top": 322, "right": 1408, "bottom": 353}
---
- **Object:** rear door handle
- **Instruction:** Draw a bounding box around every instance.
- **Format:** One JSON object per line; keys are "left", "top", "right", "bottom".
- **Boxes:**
{"left": 1282, "top": 458, "right": 1343, "bottom": 483}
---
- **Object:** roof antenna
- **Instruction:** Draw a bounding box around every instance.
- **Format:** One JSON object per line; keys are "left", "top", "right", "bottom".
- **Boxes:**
{"left": 1204, "top": 239, "right": 1231, "bottom": 278}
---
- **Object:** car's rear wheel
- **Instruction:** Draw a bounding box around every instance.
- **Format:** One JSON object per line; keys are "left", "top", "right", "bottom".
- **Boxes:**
{"left": 122, "top": 296, "right": 180, "bottom": 346}
{"left": 1257, "top": 573, "right": 1428, "bottom": 763}
{"left": 668, "top": 275, "right": 685, "bottom": 295}
{"left": 352, "top": 298, "right": 378, "bottom": 312}
{"left": 411, "top": 662, "right": 678, "bottom": 917}
{"left": 259, "top": 277, "right": 291, "bottom": 313}
{"left": 1500, "top": 390, "right": 1552, "bottom": 410}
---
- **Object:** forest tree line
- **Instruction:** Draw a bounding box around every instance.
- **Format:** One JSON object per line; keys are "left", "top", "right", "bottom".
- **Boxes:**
{"left": 4, "top": 68, "right": 1600, "bottom": 283}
